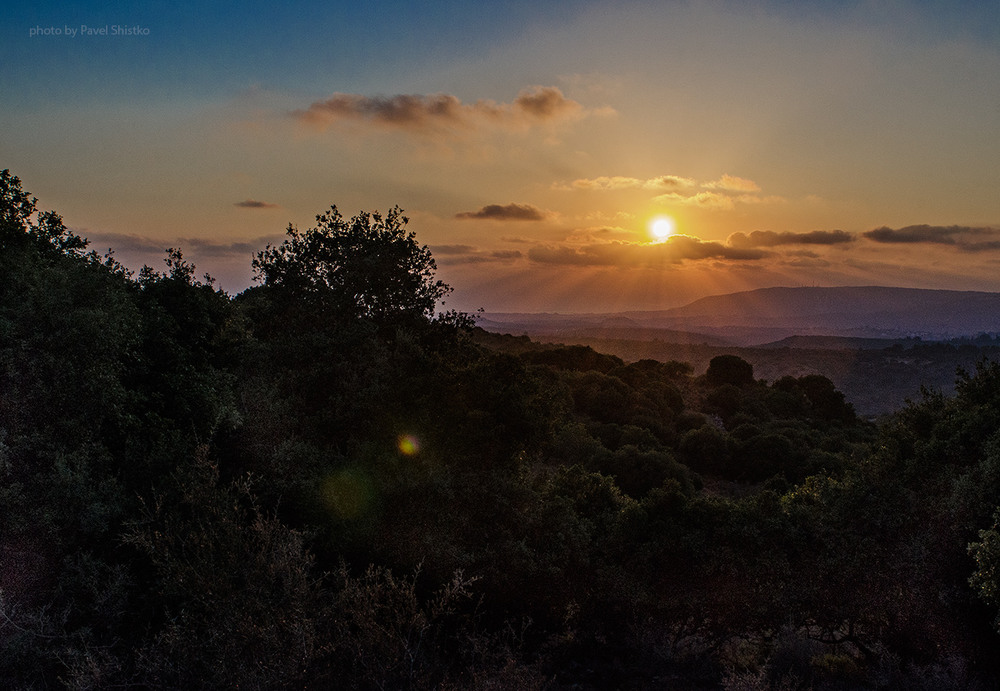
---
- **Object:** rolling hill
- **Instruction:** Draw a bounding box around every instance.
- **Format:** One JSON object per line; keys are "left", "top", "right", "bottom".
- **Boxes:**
{"left": 480, "top": 286, "right": 1000, "bottom": 415}
{"left": 484, "top": 286, "right": 1000, "bottom": 345}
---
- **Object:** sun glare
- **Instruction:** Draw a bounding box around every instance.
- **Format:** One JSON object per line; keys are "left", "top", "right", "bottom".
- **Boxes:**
{"left": 650, "top": 216, "right": 675, "bottom": 241}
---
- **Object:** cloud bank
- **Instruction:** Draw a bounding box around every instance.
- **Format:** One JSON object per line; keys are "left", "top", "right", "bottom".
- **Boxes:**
{"left": 293, "top": 86, "right": 589, "bottom": 134}
{"left": 728, "top": 229, "right": 855, "bottom": 248}
{"left": 528, "top": 235, "right": 767, "bottom": 267}
{"left": 455, "top": 203, "right": 548, "bottom": 221}
{"left": 430, "top": 244, "right": 524, "bottom": 264}
{"left": 565, "top": 175, "right": 695, "bottom": 191}
{"left": 864, "top": 225, "right": 1000, "bottom": 252}
{"left": 559, "top": 172, "right": 782, "bottom": 208}
{"left": 703, "top": 174, "right": 760, "bottom": 192}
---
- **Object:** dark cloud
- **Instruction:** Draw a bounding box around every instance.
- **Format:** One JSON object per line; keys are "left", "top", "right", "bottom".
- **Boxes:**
{"left": 863, "top": 224, "right": 1000, "bottom": 252}
{"left": 960, "top": 241, "right": 1000, "bottom": 253}
{"left": 727, "top": 229, "right": 855, "bottom": 248}
{"left": 528, "top": 236, "right": 767, "bottom": 267}
{"left": 864, "top": 225, "right": 961, "bottom": 244}
{"left": 235, "top": 199, "right": 280, "bottom": 209}
{"left": 455, "top": 203, "right": 548, "bottom": 221}
{"left": 430, "top": 244, "right": 524, "bottom": 264}
{"left": 77, "top": 230, "right": 163, "bottom": 254}
{"left": 84, "top": 232, "right": 277, "bottom": 261}
{"left": 178, "top": 236, "right": 263, "bottom": 258}
{"left": 490, "top": 250, "right": 524, "bottom": 260}
{"left": 293, "top": 86, "right": 586, "bottom": 133}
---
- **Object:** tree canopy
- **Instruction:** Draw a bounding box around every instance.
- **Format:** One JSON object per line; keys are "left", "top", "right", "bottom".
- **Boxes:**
{"left": 251, "top": 206, "right": 450, "bottom": 325}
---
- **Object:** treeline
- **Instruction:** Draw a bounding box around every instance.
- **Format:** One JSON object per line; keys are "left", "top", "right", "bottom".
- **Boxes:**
{"left": 500, "top": 334, "right": 1000, "bottom": 418}
{"left": 3, "top": 169, "right": 1000, "bottom": 689}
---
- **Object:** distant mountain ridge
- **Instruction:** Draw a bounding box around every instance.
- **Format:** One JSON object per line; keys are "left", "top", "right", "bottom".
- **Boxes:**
{"left": 483, "top": 286, "right": 1000, "bottom": 345}
{"left": 657, "top": 286, "right": 1000, "bottom": 329}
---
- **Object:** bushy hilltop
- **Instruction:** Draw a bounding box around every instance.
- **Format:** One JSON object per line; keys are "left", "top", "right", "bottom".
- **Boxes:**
{"left": 5, "top": 168, "right": 1000, "bottom": 689}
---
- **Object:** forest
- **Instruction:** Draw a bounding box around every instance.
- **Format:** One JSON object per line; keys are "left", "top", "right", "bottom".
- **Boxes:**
{"left": 4, "top": 167, "right": 1000, "bottom": 689}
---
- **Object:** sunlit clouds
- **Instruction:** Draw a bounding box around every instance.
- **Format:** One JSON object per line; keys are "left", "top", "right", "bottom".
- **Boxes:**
{"left": 528, "top": 235, "right": 768, "bottom": 267}
{"left": 557, "top": 173, "right": 784, "bottom": 211}
{"left": 703, "top": 174, "right": 760, "bottom": 192}
{"left": 560, "top": 175, "right": 696, "bottom": 191}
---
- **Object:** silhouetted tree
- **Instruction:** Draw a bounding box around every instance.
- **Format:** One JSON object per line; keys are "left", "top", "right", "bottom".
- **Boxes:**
{"left": 251, "top": 206, "right": 451, "bottom": 326}
{"left": 706, "top": 354, "right": 754, "bottom": 387}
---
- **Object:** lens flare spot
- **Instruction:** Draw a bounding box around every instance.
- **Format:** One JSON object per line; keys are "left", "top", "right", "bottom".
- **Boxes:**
{"left": 398, "top": 434, "right": 420, "bottom": 456}
{"left": 321, "top": 469, "right": 373, "bottom": 520}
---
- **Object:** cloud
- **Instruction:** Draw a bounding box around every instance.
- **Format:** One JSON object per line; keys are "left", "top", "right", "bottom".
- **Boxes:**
{"left": 864, "top": 224, "right": 962, "bottom": 244}
{"left": 561, "top": 172, "right": 782, "bottom": 209}
{"left": 863, "top": 224, "right": 1000, "bottom": 252}
{"left": 430, "top": 244, "right": 524, "bottom": 264}
{"left": 655, "top": 190, "right": 736, "bottom": 209}
{"left": 732, "top": 194, "right": 786, "bottom": 205}
{"left": 655, "top": 189, "right": 785, "bottom": 209}
{"left": 560, "top": 174, "right": 696, "bottom": 191}
{"left": 727, "top": 229, "right": 855, "bottom": 248}
{"left": 565, "top": 225, "right": 639, "bottom": 243}
{"left": 84, "top": 232, "right": 276, "bottom": 261}
{"left": 490, "top": 250, "right": 524, "bottom": 260}
{"left": 178, "top": 236, "right": 264, "bottom": 258}
{"left": 569, "top": 176, "right": 644, "bottom": 190}
{"left": 292, "top": 86, "right": 588, "bottom": 134}
{"left": 455, "top": 203, "right": 548, "bottom": 221}
{"left": 79, "top": 231, "right": 163, "bottom": 254}
{"left": 514, "top": 86, "right": 579, "bottom": 119}
{"left": 235, "top": 199, "right": 280, "bottom": 209}
{"left": 703, "top": 174, "right": 761, "bottom": 192}
{"left": 528, "top": 235, "right": 767, "bottom": 267}
{"left": 647, "top": 175, "right": 697, "bottom": 190}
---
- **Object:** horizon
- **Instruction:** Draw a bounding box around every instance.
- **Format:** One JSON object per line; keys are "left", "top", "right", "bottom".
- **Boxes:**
{"left": 481, "top": 284, "right": 1000, "bottom": 317}
{"left": 3, "top": 1, "right": 999, "bottom": 312}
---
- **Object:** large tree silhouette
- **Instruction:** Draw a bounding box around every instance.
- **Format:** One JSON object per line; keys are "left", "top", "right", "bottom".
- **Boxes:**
{"left": 252, "top": 206, "right": 450, "bottom": 325}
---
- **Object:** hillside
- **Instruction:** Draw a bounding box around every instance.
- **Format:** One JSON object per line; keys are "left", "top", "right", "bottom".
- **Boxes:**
{"left": 553, "top": 337, "right": 994, "bottom": 416}
{"left": 650, "top": 285, "right": 1000, "bottom": 339}
{"left": 484, "top": 286, "right": 1000, "bottom": 345}
{"left": 480, "top": 286, "right": 1000, "bottom": 415}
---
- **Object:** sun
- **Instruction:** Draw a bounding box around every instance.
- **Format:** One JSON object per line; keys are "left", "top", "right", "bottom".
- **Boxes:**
{"left": 650, "top": 216, "right": 675, "bottom": 241}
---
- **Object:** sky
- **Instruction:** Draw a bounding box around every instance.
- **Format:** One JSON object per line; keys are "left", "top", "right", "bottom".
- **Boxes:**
{"left": 2, "top": 1, "right": 999, "bottom": 313}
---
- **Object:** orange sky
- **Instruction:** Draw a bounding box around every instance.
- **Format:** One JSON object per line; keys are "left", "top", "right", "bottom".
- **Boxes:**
{"left": 3, "top": 1, "right": 1000, "bottom": 311}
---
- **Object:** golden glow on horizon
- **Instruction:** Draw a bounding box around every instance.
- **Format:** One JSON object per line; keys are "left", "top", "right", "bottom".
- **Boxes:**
{"left": 650, "top": 216, "right": 676, "bottom": 242}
